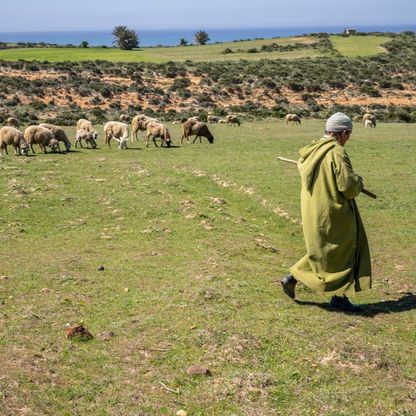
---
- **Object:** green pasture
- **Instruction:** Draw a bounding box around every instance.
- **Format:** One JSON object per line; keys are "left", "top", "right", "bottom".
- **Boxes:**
{"left": 330, "top": 35, "right": 391, "bottom": 57}
{"left": 0, "top": 35, "right": 390, "bottom": 62}
{"left": 1, "top": 120, "right": 415, "bottom": 415}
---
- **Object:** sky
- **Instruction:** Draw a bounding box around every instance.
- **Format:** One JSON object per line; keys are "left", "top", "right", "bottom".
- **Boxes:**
{"left": 1, "top": 0, "right": 416, "bottom": 32}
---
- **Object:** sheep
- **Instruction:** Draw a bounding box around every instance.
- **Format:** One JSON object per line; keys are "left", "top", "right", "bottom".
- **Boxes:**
{"left": 181, "top": 120, "right": 214, "bottom": 144}
{"left": 103, "top": 121, "right": 129, "bottom": 149}
{"left": 131, "top": 115, "right": 158, "bottom": 141}
{"left": 75, "top": 129, "right": 97, "bottom": 149}
{"left": 207, "top": 115, "right": 219, "bottom": 124}
{"left": 6, "top": 117, "right": 19, "bottom": 128}
{"left": 363, "top": 113, "right": 376, "bottom": 127}
{"left": 218, "top": 119, "right": 227, "bottom": 124}
{"left": 285, "top": 114, "right": 302, "bottom": 125}
{"left": 76, "top": 119, "right": 98, "bottom": 141}
{"left": 188, "top": 116, "right": 201, "bottom": 122}
{"left": 0, "top": 126, "right": 29, "bottom": 156}
{"left": 364, "top": 119, "right": 375, "bottom": 128}
{"left": 225, "top": 115, "right": 241, "bottom": 126}
{"left": 119, "top": 114, "right": 131, "bottom": 123}
{"left": 39, "top": 123, "right": 71, "bottom": 152}
{"left": 172, "top": 121, "right": 182, "bottom": 125}
{"left": 145, "top": 121, "right": 172, "bottom": 147}
{"left": 24, "top": 126, "right": 60, "bottom": 153}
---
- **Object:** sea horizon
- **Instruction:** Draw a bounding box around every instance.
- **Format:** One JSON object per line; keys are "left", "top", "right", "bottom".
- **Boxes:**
{"left": 0, "top": 24, "right": 415, "bottom": 47}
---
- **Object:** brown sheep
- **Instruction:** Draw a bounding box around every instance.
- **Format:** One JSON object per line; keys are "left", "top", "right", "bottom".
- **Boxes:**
{"left": 131, "top": 115, "right": 158, "bottom": 141}
{"left": 207, "top": 115, "right": 219, "bottom": 124}
{"left": 39, "top": 123, "right": 71, "bottom": 152}
{"left": 225, "top": 115, "right": 241, "bottom": 126}
{"left": 363, "top": 113, "right": 376, "bottom": 127}
{"left": 145, "top": 122, "right": 172, "bottom": 147}
{"left": 6, "top": 117, "right": 19, "bottom": 128}
{"left": 181, "top": 120, "right": 214, "bottom": 144}
{"left": 0, "top": 126, "right": 29, "bottom": 156}
{"left": 119, "top": 114, "right": 131, "bottom": 123}
{"left": 285, "top": 114, "right": 302, "bottom": 125}
{"left": 24, "top": 126, "right": 60, "bottom": 153}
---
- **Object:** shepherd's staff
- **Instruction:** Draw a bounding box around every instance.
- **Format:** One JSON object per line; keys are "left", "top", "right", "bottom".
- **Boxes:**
{"left": 277, "top": 156, "right": 377, "bottom": 199}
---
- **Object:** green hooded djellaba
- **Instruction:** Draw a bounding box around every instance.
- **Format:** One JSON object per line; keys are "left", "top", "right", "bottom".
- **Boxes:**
{"left": 290, "top": 136, "right": 372, "bottom": 295}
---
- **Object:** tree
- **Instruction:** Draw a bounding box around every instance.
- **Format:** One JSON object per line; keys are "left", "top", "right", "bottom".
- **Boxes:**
{"left": 194, "top": 30, "right": 209, "bottom": 45}
{"left": 112, "top": 26, "right": 139, "bottom": 50}
{"left": 80, "top": 41, "right": 89, "bottom": 48}
{"left": 179, "top": 38, "right": 188, "bottom": 46}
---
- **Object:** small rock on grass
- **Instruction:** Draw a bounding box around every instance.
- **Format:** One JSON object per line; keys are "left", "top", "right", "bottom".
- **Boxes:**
{"left": 98, "top": 331, "right": 115, "bottom": 341}
{"left": 65, "top": 324, "right": 93, "bottom": 341}
{"left": 176, "top": 410, "right": 188, "bottom": 416}
{"left": 187, "top": 365, "right": 211, "bottom": 376}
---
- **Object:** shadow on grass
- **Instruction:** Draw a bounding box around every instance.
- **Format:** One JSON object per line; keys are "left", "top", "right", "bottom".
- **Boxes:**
{"left": 295, "top": 293, "right": 416, "bottom": 317}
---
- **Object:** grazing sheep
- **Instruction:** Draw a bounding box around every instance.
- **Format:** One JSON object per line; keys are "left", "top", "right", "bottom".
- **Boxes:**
{"left": 131, "top": 115, "right": 158, "bottom": 141}
{"left": 6, "top": 117, "right": 19, "bottom": 128}
{"left": 145, "top": 121, "right": 172, "bottom": 148}
{"left": 76, "top": 119, "right": 99, "bottom": 142}
{"left": 0, "top": 126, "right": 29, "bottom": 156}
{"left": 39, "top": 123, "right": 71, "bottom": 152}
{"left": 188, "top": 116, "right": 201, "bottom": 122}
{"left": 285, "top": 114, "right": 302, "bottom": 125}
{"left": 104, "top": 121, "right": 129, "bottom": 149}
{"left": 363, "top": 113, "right": 376, "bottom": 127}
{"left": 218, "top": 119, "right": 227, "bottom": 124}
{"left": 75, "top": 129, "right": 97, "bottom": 149}
{"left": 24, "top": 126, "right": 60, "bottom": 153}
{"left": 225, "top": 115, "right": 241, "bottom": 126}
{"left": 119, "top": 114, "right": 131, "bottom": 123}
{"left": 181, "top": 120, "right": 214, "bottom": 144}
{"left": 207, "top": 115, "right": 219, "bottom": 124}
{"left": 364, "top": 119, "right": 375, "bottom": 128}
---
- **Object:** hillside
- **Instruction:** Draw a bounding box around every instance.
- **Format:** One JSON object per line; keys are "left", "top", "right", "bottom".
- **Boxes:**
{"left": 0, "top": 33, "right": 415, "bottom": 124}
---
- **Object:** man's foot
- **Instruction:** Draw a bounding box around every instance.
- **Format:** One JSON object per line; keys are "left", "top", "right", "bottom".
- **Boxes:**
{"left": 281, "top": 274, "right": 297, "bottom": 299}
{"left": 329, "top": 295, "right": 363, "bottom": 312}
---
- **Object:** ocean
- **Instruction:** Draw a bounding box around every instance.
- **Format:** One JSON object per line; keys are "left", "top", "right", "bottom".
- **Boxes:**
{"left": 0, "top": 25, "right": 415, "bottom": 47}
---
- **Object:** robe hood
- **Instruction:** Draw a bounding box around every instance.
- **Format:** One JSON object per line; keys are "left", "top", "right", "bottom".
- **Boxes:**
{"left": 298, "top": 136, "right": 336, "bottom": 191}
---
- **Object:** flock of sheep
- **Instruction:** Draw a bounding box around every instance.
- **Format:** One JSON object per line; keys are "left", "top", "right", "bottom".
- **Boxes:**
{"left": 0, "top": 114, "right": 219, "bottom": 156}
{"left": 0, "top": 112, "right": 376, "bottom": 156}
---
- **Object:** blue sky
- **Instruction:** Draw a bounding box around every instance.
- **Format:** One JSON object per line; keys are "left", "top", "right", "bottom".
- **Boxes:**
{"left": 2, "top": 0, "right": 416, "bottom": 32}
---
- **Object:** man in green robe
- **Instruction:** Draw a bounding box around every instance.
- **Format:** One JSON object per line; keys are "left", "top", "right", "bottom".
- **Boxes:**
{"left": 281, "top": 112, "right": 372, "bottom": 312}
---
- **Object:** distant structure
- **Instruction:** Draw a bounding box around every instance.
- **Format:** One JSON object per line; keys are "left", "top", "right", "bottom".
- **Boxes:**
{"left": 343, "top": 28, "right": 358, "bottom": 36}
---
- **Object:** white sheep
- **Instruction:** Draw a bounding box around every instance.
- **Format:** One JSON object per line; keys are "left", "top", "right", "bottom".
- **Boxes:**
{"left": 364, "top": 119, "right": 375, "bottom": 128}
{"left": 0, "top": 126, "right": 29, "bottom": 156}
{"left": 104, "top": 121, "right": 129, "bottom": 149}
{"left": 76, "top": 119, "right": 98, "bottom": 141}
{"left": 24, "top": 126, "right": 60, "bottom": 153}
{"left": 119, "top": 114, "right": 131, "bottom": 123}
{"left": 75, "top": 129, "right": 97, "bottom": 149}
{"left": 285, "top": 114, "right": 302, "bottom": 125}
{"left": 145, "top": 121, "right": 172, "bottom": 147}
{"left": 363, "top": 113, "right": 377, "bottom": 127}
{"left": 39, "top": 123, "right": 71, "bottom": 152}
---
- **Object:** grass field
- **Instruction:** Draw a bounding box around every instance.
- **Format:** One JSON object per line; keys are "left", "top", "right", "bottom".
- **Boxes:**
{"left": 0, "top": 35, "right": 389, "bottom": 62}
{"left": 1, "top": 120, "right": 415, "bottom": 415}
{"left": 330, "top": 35, "right": 391, "bottom": 57}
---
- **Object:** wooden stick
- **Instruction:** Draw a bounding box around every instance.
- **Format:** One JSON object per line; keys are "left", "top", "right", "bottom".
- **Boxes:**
{"left": 277, "top": 156, "right": 377, "bottom": 199}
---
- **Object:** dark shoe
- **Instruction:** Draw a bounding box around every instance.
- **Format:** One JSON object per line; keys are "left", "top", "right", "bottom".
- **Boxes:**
{"left": 329, "top": 295, "right": 363, "bottom": 312}
{"left": 281, "top": 274, "right": 297, "bottom": 299}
